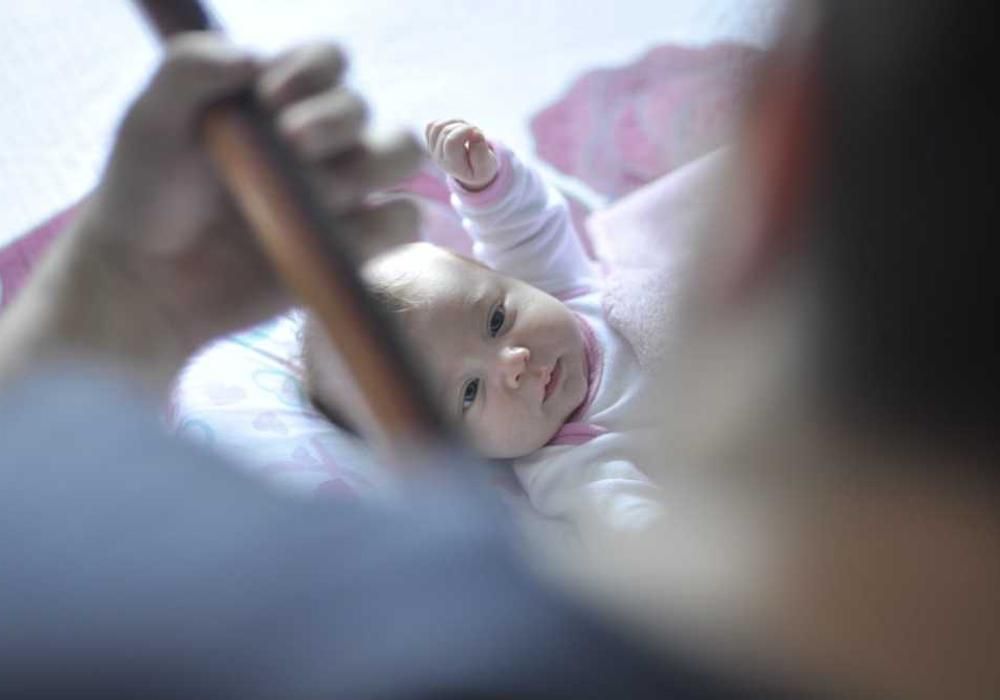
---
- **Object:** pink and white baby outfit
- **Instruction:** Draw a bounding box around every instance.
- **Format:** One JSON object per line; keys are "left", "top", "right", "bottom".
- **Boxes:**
{"left": 448, "top": 144, "right": 663, "bottom": 533}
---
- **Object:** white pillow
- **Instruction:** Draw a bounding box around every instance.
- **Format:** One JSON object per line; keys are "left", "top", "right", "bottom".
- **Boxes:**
{"left": 170, "top": 311, "right": 389, "bottom": 499}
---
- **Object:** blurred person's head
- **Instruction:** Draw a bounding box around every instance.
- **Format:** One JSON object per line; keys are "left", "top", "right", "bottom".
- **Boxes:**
{"left": 667, "top": 0, "right": 998, "bottom": 457}
{"left": 576, "top": 2, "right": 1000, "bottom": 698}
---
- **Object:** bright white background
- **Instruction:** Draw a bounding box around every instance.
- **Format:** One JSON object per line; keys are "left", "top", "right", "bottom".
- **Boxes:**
{"left": 0, "top": 0, "right": 782, "bottom": 245}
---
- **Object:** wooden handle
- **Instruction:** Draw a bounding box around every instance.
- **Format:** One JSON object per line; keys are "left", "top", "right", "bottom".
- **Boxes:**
{"left": 133, "top": 1, "right": 451, "bottom": 457}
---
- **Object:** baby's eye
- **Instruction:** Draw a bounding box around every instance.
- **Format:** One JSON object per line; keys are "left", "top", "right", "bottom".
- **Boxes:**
{"left": 488, "top": 304, "right": 506, "bottom": 337}
{"left": 461, "top": 378, "right": 480, "bottom": 413}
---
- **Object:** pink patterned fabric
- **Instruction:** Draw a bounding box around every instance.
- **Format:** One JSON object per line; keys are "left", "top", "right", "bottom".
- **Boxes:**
{"left": 531, "top": 42, "right": 760, "bottom": 199}
{"left": 0, "top": 201, "right": 83, "bottom": 311}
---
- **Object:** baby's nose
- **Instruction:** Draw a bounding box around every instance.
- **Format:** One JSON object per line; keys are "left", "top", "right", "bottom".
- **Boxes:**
{"left": 498, "top": 346, "right": 530, "bottom": 389}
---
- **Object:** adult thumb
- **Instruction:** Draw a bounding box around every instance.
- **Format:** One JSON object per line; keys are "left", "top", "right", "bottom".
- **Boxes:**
{"left": 125, "top": 33, "right": 258, "bottom": 138}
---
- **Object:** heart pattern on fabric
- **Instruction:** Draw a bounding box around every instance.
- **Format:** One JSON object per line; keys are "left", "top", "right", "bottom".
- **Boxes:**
{"left": 204, "top": 383, "right": 247, "bottom": 406}
{"left": 252, "top": 411, "right": 289, "bottom": 435}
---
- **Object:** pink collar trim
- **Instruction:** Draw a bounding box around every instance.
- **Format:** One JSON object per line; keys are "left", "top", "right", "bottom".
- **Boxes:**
{"left": 547, "top": 314, "right": 606, "bottom": 447}
{"left": 547, "top": 422, "right": 606, "bottom": 447}
{"left": 569, "top": 313, "right": 603, "bottom": 421}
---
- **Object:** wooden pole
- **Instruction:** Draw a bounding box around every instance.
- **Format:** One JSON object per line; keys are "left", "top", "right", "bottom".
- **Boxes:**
{"left": 133, "top": 0, "right": 451, "bottom": 457}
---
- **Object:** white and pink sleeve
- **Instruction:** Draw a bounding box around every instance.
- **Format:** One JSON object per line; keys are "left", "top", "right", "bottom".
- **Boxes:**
{"left": 448, "top": 144, "right": 598, "bottom": 297}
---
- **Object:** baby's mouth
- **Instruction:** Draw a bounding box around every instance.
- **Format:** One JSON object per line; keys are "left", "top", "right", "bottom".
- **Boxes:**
{"left": 543, "top": 359, "right": 561, "bottom": 401}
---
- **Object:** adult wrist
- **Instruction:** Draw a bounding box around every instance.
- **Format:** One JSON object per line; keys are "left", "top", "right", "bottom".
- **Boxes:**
{"left": 0, "top": 217, "right": 193, "bottom": 395}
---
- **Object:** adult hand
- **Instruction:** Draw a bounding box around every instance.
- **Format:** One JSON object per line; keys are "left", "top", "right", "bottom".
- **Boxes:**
{"left": 0, "top": 34, "right": 423, "bottom": 391}
{"left": 92, "top": 34, "right": 423, "bottom": 348}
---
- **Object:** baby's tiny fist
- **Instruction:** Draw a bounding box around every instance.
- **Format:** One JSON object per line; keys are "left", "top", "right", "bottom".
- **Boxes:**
{"left": 465, "top": 138, "right": 499, "bottom": 191}
{"left": 425, "top": 119, "right": 499, "bottom": 191}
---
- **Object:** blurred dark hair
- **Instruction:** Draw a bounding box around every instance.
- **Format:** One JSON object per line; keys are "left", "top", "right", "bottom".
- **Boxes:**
{"left": 806, "top": 0, "right": 999, "bottom": 440}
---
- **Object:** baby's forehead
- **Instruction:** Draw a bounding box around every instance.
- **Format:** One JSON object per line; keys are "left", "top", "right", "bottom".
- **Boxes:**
{"left": 374, "top": 242, "right": 471, "bottom": 274}
{"left": 404, "top": 268, "right": 499, "bottom": 343}
{"left": 413, "top": 267, "right": 493, "bottom": 322}
{"left": 375, "top": 246, "right": 492, "bottom": 301}
{"left": 421, "top": 247, "right": 492, "bottom": 284}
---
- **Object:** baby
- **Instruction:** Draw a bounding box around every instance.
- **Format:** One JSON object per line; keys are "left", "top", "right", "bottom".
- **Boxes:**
{"left": 303, "top": 120, "right": 661, "bottom": 532}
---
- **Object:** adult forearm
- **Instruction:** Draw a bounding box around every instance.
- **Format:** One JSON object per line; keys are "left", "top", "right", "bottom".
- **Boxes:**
{"left": 0, "top": 216, "right": 192, "bottom": 396}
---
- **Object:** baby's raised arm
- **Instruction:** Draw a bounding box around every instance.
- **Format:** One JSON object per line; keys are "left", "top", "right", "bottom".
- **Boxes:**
{"left": 425, "top": 120, "right": 597, "bottom": 297}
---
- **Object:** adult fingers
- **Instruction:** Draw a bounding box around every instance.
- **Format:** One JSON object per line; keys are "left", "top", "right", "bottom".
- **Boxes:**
{"left": 315, "top": 131, "right": 425, "bottom": 210}
{"left": 425, "top": 118, "right": 467, "bottom": 151}
{"left": 339, "top": 198, "right": 421, "bottom": 262}
{"left": 278, "top": 88, "right": 368, "bottom": 160}
{"left": 256, "top": 42, "right": 348, "bottom": 111}
{"left": 126, "top": 33, "right": 258, "bottom": 137}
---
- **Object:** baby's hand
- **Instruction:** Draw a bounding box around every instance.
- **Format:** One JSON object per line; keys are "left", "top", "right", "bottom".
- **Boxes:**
{"left": 425, "top": 119, "right": 499, "bottom": 191}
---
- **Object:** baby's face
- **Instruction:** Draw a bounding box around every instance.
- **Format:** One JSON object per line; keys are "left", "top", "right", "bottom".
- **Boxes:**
{"left": 395, "top": 249, "right": 588, "bottom": 458}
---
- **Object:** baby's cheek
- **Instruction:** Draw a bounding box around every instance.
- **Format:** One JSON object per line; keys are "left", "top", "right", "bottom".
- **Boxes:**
{"left": 466, "top": 418, "right": 510, "bottom": 459}
{"left": 508, "top": 413, "right": 558, "bottom": 455}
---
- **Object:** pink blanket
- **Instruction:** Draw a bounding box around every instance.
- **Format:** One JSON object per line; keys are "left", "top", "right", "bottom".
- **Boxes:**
{"left": 525, "top": 42, "right": 759, "bottom": 366}
{"left": 588, "top": 148, "right": 730, "bottom": 367}
{"left": 531, "top": 42, "right": 758, "bottom": 198}
{"left": 0, "top": 203, "right": 82, "bottom": 311}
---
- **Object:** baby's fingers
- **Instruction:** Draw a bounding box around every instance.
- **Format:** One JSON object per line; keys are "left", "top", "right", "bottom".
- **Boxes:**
{"left": 278, "top": 88, "right": 367, "bottom": 161}
{"left": 439, "top": 123, "right": 477, "bottom": 169}
{"left": 315, "top": 131, "right": 424, "bottom": 211}
{"left": 257, "top": 43, "right": 348, "bottom": 110}
{"left": 468, "top": 138, "right": 497, "bottom": 176}
{"left": 425, "top": 118, "right": 467, "bottom": 151}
